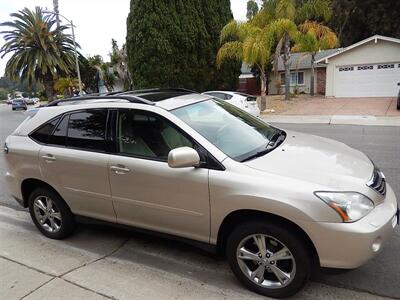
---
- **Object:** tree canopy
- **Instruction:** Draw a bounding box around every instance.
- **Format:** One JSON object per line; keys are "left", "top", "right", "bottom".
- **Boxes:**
{"left": 126, "top": 0, "right": 240, "bottom": 91}
{"left": 0, "top": 7, "right": 78, "bottom": 100}
{"left": 328, "top": 0, "right": 400, "bottom": 47}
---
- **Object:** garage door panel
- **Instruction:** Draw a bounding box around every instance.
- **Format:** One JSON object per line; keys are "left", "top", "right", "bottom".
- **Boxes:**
{"left": 335, "top": 63, "right": 400, "bottom": 97}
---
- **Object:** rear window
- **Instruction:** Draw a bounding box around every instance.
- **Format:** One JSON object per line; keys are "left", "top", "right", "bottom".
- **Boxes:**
{"left": 234, "top": 92, "right": 256, "bottom": 101}
{"left": 30, "top": 117, "right": 61, "bottom": 143}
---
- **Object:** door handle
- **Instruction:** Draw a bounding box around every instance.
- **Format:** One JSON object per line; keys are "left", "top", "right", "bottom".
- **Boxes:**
{"left": 41, "top": 154, "right": 56, "bottom": 162}
{"left": 110, "top": 165, "right": 130, "bottom": 175}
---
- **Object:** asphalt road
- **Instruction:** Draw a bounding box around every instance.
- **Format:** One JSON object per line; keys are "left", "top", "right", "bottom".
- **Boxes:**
{"left": 0, "top": 104, "right": 399, "bottom": 298}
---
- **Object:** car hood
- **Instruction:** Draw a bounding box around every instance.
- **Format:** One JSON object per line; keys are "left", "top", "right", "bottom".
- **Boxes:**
{"left": 243, "top": 130, "right": 374, "bottom": 190}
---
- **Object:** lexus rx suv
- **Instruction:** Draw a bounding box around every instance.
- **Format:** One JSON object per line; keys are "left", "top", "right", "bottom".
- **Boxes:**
{"left": 4, "top": 89, "right": 398, "bottom": 298}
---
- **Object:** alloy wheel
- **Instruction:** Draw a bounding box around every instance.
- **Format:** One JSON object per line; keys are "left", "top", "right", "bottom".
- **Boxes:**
{"left": 236, "top": 234, "right": 296, "bottom": 289}
{"left": 33, "top": 195, "right": 62, "bottom": 233}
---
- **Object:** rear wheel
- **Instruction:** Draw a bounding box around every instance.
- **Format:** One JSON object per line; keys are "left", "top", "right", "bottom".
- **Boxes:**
{"left": 28, "top": 187, "right": 75, "bottom": 239}
{"left": 226, "top": 221, "right": 311, "bottom": 298}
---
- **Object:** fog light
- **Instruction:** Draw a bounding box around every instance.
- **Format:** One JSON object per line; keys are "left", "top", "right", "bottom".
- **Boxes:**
{"left": 372, "top": 237, "right": 382, "bottom": 252}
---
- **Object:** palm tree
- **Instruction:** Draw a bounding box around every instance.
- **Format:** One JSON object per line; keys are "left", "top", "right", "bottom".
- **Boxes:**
{"left": 253, "top": 0, "right": 332, "bottom": 100}
{"left": 0, "top": 7, "right": 78, "bottom": 101}
{"left": 293, "top": 21, "right": 338, "bottom": 96}
{"left": 217, "top": 20, "right": 275, "bottom": 111}
{"left": 54, "top": 77, "right": 79, "bottom": 97}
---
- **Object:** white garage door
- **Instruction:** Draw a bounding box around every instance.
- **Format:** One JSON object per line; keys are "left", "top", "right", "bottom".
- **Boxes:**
{"left": 335, "top": 63, "right": 400, "bottom": 97}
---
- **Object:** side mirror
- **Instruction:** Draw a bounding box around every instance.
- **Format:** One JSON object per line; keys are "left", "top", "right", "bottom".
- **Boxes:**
{"left": 168, "top": 147, "right": 200, "bottom": 168}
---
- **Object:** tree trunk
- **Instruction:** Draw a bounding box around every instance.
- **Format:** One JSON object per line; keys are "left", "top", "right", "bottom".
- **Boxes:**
{"left": 259, "top": 70, "right": 267, "bottom": 111}
{"left": 283, "top": 34, "right": 291, "bottom": 101}
{"left": 44, "top": 75, "right": 55, "bottom": 102}
{"left": 310, "top": 53, "right": 315, "bottom": 96}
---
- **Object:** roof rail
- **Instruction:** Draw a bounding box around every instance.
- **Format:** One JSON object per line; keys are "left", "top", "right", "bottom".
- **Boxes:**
{"left": 46, "top": 95, "right": 155, "bottom": 107}
{"left": 116, "top": 88, "right": 197, "bottom": 95}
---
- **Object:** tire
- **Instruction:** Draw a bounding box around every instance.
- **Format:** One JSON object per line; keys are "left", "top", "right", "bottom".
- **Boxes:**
{"left": 28, "top": 187, "right": 75, "bottom": 239}
{"left": 226, "top": 221, "right": 311, "bottom": 298}
{"left": 12, "top": 108, "right": 15, "bottom": 111}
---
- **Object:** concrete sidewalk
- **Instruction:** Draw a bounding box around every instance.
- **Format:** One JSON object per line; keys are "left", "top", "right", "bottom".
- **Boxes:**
{"left": 261, "top": 97, "right": 400, "bottom": 126}
{"left": 262, "top": 115, "right": 400, "bottom": 126}
{"left": 0, "top": 206, "right": 392, "bottom": 300}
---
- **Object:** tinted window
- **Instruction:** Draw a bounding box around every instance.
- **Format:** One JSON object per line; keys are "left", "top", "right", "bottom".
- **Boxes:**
{"left": 48, "top": 114, "right": 69, "bottom": 146}
{"left": 30, "top": 117, "right": 61, "bottom": 143}
{"left": 67, "top": 110, "right": 108, "bottom": 151}
{"left": 118, "top": 110, "right": 193, "bottom": 160}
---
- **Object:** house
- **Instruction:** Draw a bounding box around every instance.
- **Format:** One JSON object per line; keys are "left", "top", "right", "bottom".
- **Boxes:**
{"left": 268, "top": 48, "right": 339, "bottom": 95}
{"left": 237, "top": 63, "right": 259, "bottom": 95}
{"left": 238, "top": 35, "right": 400, "bottom": 98}
{"left": 317, "top": 35, "right": 400, "bottom": 97}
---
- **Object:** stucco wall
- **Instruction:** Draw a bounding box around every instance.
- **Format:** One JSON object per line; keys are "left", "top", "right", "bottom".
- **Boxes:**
{"left": 325, "top": 40, "right": 400, "bottom": 97}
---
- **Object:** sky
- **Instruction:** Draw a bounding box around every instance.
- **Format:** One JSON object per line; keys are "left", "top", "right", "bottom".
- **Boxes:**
{"left": 0, "top": 0, "right": 248, "bottom": 76}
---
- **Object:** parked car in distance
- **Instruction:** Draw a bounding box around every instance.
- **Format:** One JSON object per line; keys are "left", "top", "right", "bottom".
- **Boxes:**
{"left": 11, "top": 98, "right": 27, "bottom": 110}
{"left": 24, "top": 98, "right": 38, "bottom": 105}
{"left": 6, "top": 98, "right": 13, "bottom": 105}
{"left": 4, "top": 89, "right": 398, "bottom": 298}
{"left": 203, "top": 91, "right": 260, "bottom": 117}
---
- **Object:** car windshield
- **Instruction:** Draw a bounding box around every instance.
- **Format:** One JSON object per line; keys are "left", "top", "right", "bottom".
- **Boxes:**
{"left": 172, "top": 99, "right": 282, "bottom": 161}
{"left": 14, "top": 100, "right": 24, "bottom": 103}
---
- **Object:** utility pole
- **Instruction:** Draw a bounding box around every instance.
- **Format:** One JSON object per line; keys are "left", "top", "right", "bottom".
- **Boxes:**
{"left": 53, "top": 0, "right": 60, "bottom": 27}
{"left": 44, "top": 10, "right": 83, "bottom": 95}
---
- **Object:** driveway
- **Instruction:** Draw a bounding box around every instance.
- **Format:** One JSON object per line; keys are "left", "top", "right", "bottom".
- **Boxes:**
{"left": 279, "top": 97, "right": 400, "bottom": 116}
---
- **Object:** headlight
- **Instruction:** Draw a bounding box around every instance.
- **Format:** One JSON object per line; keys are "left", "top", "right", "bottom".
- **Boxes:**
{"left": 314, "top": 192, "right": 374, "bottom": 222}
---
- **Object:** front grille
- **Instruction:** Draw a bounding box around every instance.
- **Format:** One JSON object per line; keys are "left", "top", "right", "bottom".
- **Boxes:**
{"left": 367, "top": 167, "right": 386, "bottom": 196}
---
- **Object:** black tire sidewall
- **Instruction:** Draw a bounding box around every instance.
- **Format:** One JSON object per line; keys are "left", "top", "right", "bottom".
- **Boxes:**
{"left": 226, "top": 221, "right": 311, "bottom": 298}
{"left": 28, "top": 187, "right": 75, "bottom": 239}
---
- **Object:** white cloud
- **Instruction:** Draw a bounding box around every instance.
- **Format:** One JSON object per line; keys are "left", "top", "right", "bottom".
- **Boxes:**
{"left": 0, "top": 0, "right": 246, "bottom": 76}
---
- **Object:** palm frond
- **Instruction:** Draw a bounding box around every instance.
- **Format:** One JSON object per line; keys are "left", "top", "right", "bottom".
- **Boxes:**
{"left": 275, "top": 0, "right": 296, "bottom": 20}
{"left": 296, "top": 0, "right": 332, "bottom": 23}
{"left": 216, "top": 41, "right": 243, "bottom": 68}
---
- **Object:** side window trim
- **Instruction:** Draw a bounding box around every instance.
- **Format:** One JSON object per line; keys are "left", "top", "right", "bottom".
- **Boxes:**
{"left": 113, "top": 108, "right": 224, "bottom": 170}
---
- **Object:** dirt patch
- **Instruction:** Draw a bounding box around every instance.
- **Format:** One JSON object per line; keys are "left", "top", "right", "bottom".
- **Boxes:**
{"left": 260, "top": 94, "right": 317, "bottom": 114}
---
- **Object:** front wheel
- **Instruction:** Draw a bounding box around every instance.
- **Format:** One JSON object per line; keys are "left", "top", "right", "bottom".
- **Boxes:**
{"left": 226, "top": 221, "right": 311, "bottom": 298}
{"left": 28, "top": 187, "right": 75, "bottom": 239}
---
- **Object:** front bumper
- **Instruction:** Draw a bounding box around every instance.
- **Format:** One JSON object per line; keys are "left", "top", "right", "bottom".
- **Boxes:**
{"left": 299, "top": 183, "right": 398, "bottom": 269}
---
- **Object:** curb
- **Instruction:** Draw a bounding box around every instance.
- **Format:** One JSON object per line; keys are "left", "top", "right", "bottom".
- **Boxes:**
{"left": 261, "top": 115, "right": 400, "bottom": 126}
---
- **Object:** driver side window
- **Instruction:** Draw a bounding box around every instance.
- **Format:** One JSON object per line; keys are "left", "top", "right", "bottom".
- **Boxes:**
{"left": 117, "top": 109, "right": 193, "bottom": 160}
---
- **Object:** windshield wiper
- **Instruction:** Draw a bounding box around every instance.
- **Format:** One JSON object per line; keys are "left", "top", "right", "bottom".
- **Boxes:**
{"left": 240, "top": 148, "right": 271, "bottom": 162}
{"left": 240, "top": 130, "right": 286, "bottom": 163}
{"left": 268, "top": 129, "right": 283, "bottom": 146}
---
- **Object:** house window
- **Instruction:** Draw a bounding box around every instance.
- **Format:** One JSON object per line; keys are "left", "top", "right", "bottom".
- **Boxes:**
{"left": 377, "top": 64, "right": 394, "bottom": 69}
{"left": 338, "top": 66, "right": 354, "bottom": 72}
{"left": 357, "top": 65, "right": 374, "bottom": 70}
{"left": 280, "top": 72, "right": 304, "bottom": 85}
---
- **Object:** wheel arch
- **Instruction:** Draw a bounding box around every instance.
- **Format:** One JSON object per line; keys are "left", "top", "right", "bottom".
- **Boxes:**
{"left": 21, "top": 178, "right": 63, "bottom": 208}
{"left": 216, "top": 209, "right": 320, "bottom": 266}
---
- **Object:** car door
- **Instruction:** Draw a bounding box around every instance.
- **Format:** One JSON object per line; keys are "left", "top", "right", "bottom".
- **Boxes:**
{"left": 38, "top": 108, "right": 116, "bottom": 222}
{"left": 109, "top": 109, "right": 210, "bottom": 243}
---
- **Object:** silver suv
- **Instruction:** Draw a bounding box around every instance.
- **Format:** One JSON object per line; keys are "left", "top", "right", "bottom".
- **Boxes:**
{"left": 4, "top": 89, "right": 399, "bottom": 298}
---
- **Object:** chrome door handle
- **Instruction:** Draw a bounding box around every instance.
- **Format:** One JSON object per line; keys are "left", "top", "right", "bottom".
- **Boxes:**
{"left": 110, "top": 165, "right": 130, "bottom": 174}
{"left": 41, "top": 154, "right": 56, "bottom": 162}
